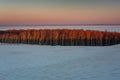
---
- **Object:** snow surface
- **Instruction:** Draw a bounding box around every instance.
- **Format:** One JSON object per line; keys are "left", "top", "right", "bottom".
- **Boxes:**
{"left": 0, "top": 44, "right": 120, "bottom": 80}
{"left": 0, "top": 26, "right": 120, "bottom": 32}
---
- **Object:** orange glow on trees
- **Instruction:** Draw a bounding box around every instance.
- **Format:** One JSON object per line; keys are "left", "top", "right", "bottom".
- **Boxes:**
{"left": 0, "top": 29, "right": 120, "bottom": 46}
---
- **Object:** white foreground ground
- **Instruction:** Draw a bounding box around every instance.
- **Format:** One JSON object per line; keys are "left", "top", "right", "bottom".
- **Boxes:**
{"left": 0, "top": 44, "right": 120, "bottom": 80}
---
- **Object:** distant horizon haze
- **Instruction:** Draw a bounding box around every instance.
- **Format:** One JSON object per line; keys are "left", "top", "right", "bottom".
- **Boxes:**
{"left": 0, "top": 25, "right": 120, "bottom": 32}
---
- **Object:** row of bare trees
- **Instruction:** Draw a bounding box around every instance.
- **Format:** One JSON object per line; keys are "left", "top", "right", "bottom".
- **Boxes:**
{"left": 0, "top": 29, "right": 120, "bottom": 46}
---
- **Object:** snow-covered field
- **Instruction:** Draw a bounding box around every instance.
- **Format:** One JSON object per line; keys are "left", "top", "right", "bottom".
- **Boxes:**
{"left": 0, "top": 44, "right": 120, "bottom": 80}
{"left": 0, "top": 26, "right": 120, "bottom": 32}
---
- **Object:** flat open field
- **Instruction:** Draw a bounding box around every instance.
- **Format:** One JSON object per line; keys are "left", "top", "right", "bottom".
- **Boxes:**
{"left": 0, "top": 44, "right": 120, "bottom": 80}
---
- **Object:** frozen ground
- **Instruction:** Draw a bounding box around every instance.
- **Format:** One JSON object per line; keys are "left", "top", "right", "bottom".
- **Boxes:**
{"left": 0, "top": 26, "right": 120, "bottom": 32}
{"left": 0, "top": 44, "right": 120, "bottom": 80}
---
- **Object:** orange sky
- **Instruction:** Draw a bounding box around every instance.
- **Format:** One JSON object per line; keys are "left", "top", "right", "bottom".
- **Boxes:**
{"left": 0, "top": 0, "right": 120, "bottom": 25}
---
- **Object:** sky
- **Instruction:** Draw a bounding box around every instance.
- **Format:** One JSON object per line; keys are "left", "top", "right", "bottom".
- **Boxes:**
{"left": 0, "top": 0, "right": 120, "bottom": 25}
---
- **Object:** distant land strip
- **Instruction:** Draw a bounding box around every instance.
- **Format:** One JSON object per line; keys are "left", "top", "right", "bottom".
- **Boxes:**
{"left": 0, "top": 29, "right": 120, "bottom": 46}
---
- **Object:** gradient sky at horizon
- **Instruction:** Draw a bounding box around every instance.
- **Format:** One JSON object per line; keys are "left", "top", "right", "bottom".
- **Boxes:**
{"left": 0, "top": 0, "right": 120, "bottom": 25}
